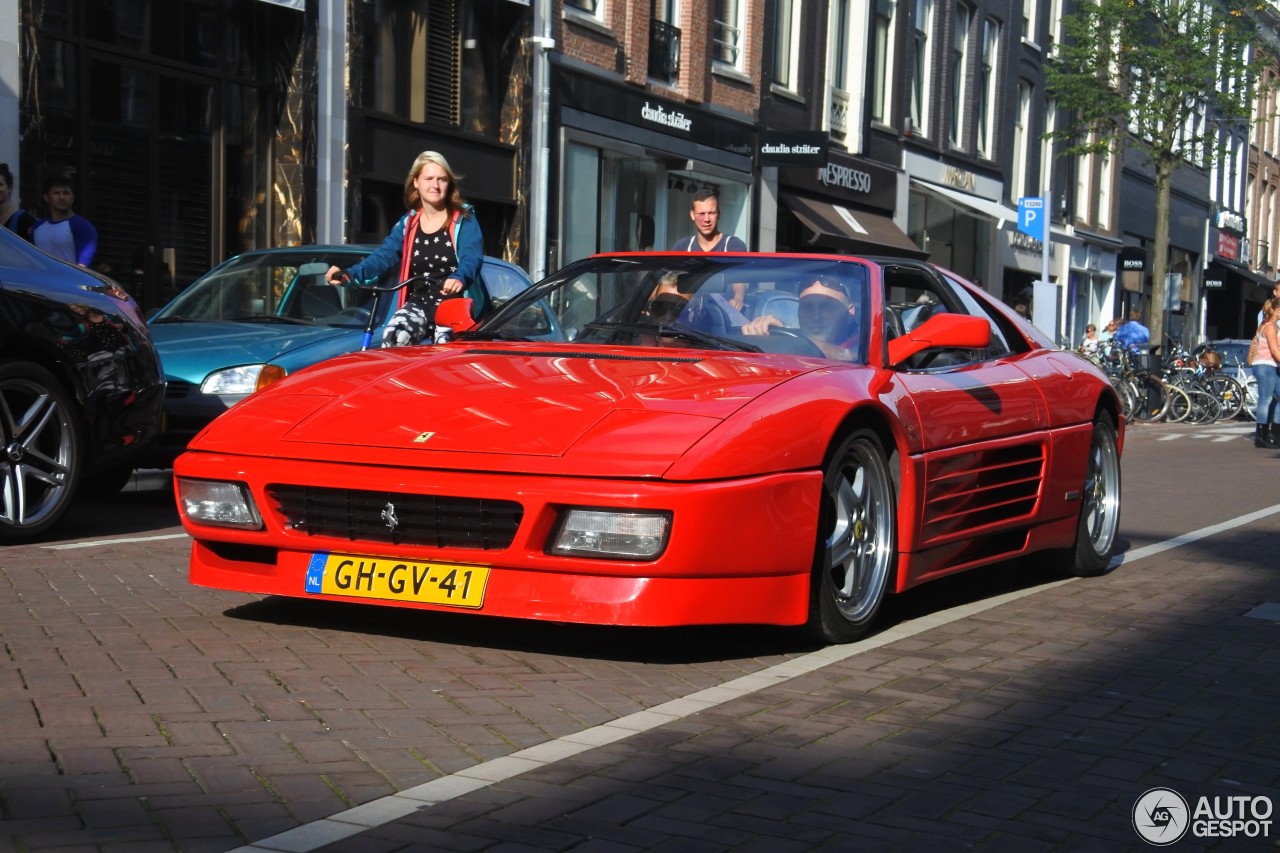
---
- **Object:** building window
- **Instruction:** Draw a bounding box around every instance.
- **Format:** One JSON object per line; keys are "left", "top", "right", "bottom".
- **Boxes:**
{"left": 565, "top": 0, "right": 601, "bottom": 14}
{"left": 910, "top": 0, "right": 933, "bottom": 137}
{"left": 976, "top": 17, "right": 999, "bottom": 157}
{"left": 714, "top": 0, "right": 743, "bottom": 69}
{"left": 1021, "top": 0, "right": 1036, "bottom": 44}
{"left": 650, "top": 0, "right": 680, "bottom": 83}
{"left": 1011, "top": 81, "right": 1030, "bottom": 200}
{"left": 1075, "top": 137, "right": 1093, "bottom": 225}
{"left": 827, "top": 0, "right": 869, "bottom": 147}
{"left": 871, "top": 0, "right": 896, "bottom": 125}
{"left": 949, "top": 4, "right": 971, "bottom": 148}
{"left": 1041, "top": 96, "right": 1055, "bottom": 209}
{"left": 1097, "top": 128, "right": 1113, "bottom": 231}
{"left": 772, "top": 0, "right": 801, "bottom": 92}
{"left": 362, "top": 0, "right": 458, "bottom": 125}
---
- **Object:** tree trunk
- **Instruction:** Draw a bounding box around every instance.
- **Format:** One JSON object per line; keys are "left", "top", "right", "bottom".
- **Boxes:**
{"left": 1149, "top": 154, "right": 1175, "bottom": 352}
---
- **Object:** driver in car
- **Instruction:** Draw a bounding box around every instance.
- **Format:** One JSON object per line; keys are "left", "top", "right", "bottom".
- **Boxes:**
{"left": 741, "top": 277, "right": 859, "bottom": 361}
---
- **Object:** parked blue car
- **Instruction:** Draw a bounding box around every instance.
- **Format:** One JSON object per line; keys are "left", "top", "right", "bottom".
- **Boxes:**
{"left": 145, "top": 245, "right": 532, "bottom": 468}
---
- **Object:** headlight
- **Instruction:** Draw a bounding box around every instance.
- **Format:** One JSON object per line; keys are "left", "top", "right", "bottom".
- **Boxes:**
{"left": 177, "top": 478, "right": 263, "bottom": 529}
{"left": 201, "top": 365, "right": 265, "bottom": 395}
{"left": 549, "top": 509, "right": 671, "bottom": 560}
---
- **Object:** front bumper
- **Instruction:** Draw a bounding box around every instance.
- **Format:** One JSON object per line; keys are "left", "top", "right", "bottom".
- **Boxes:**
{"left": 177, "top": 452, "right": 822, "bottom": 628}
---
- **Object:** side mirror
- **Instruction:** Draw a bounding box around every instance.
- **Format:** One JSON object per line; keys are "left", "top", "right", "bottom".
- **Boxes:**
{"left": 887, "top": 313, "right": 991, "bottom": 367}
{"left": 436, "top": 297, "right": 476, "bottom": 332}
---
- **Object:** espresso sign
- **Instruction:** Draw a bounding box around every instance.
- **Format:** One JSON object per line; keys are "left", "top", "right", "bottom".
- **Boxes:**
{"left": 759, "top": 131, "right": 828, "bottom": 167}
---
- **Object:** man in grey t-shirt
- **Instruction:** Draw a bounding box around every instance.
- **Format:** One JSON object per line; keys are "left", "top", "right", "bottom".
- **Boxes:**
{"left": 670, "top": 188, "right": 748, "bottom": 309}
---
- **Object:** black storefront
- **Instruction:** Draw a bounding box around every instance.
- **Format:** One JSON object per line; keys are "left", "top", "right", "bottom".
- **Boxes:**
{"left": 775, "top": 149, "right": 924, "bottom": 260}
{"left": 1204, "top": 210, "right": 1274, "bottom": 339}
{"left": 19, "top": 0, "right": 308, "bottom": 311}
{"left": 549, "top": 62, "right": 757, "bottom": 268}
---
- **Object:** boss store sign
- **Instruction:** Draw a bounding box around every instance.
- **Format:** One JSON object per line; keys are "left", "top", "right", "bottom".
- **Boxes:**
{"left": 779, "top": 149, "right": 897, "bottom": 213}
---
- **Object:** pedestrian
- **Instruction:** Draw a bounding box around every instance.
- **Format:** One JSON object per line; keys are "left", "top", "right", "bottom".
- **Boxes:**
{"left": 0, "top": 163, "right": 37, "bottom": 242}
{"left": 1112, "top": 309, "right": 1151, "bottom": 353}
{"left": 1099, "top": 318, "right": 1119, "bottom": 343}
{"left": 670, "top": 188, "right": 746, "bottom": 254}
{"left": 1259, "top": 281, "right": 1280, "bottom": 327}
{"left": 325, "top": 151, "right": 485, "bottom": 347}
{"left": 1079, "top": 324, "right": 1100, "bottom": 357}
{"left": 670, "top": 188, "right": 748, "bottom": 309}
{"left": 32, "top": 172, "right": 98, "bottom": 266}
{"left": 1249, "top": 297, "right": 1280, "bottom": 448}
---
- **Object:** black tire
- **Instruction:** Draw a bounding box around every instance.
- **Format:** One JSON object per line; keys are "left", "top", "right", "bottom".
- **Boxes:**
{"left": 804, "top": 429, "right": 897, "bottom": 644}
{"left": 0, "top": 362, "right": 84, "bottom": 541}
{"left": 1050, "top": 414, "right": 1121, "bottom": 577}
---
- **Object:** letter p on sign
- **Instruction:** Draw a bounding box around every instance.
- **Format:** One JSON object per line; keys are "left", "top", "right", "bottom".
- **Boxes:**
{"left": 1018, "top": 197, "right": 1045, "bottom": 241}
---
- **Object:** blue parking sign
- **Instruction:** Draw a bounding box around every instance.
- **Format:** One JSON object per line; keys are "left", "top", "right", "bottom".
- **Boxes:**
{"left": 1017, "top": 197, "right": 1045, "bottom": 241}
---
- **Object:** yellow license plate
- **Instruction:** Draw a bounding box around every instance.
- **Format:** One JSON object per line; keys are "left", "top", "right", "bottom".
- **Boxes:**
{"left": 304, "top": 552, "right": 488, "bottom": 609}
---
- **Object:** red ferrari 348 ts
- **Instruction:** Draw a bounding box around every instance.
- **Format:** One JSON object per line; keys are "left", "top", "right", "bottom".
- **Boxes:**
{"left": 175, "top": 253, "right": 1123, "bottom": 644}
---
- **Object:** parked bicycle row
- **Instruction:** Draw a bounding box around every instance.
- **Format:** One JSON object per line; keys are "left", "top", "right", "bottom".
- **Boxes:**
{"left": 1078, "top": 342, "right": 1254, "bottom": 426}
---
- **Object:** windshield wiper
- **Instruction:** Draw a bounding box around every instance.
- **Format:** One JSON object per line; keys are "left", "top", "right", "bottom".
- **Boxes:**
{"left": 460, "top": 329, "right": 534, "bottom": 342}
{"left": 231, "top": 314, "right": 323, "bottom": 326}
{"left": 583, "top": 321, "right": 761, "bottom": 353}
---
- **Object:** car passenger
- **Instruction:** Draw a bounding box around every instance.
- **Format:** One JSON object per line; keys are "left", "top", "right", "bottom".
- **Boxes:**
{"left": 740, "top": 277, "right": 859, "bottom": 361}
{"left": 636, "top": 274, "right": 692, "bottom": 347}
{"left": 643, "top": 273, "right": 689, "bottom": 324}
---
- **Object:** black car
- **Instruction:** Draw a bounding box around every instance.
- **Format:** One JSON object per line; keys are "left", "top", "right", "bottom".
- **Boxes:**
{"left": 0, "top": 226, "right": 165, "bottom": 541}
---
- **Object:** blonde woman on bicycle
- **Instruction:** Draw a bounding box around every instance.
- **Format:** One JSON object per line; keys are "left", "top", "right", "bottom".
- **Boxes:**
{"left": 1251, "top": 297, "right": 1280, "bottom": 448}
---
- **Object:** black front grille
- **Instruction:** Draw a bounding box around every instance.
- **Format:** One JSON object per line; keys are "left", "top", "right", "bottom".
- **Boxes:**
{"left": 269, "top": 485, "right": 523, "bottom": 550}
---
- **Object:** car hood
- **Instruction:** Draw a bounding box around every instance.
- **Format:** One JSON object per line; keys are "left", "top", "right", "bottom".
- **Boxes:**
{"left": 188, "top": 344, "right": 830, "bottom": 476}
{"left": 150, "top": 321, "right": 356, "bottom": 383}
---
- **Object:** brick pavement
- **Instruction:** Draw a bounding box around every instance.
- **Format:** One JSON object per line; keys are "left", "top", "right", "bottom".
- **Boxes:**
{"left": 1, "top": 422, "right": 1277, "bottom": 851}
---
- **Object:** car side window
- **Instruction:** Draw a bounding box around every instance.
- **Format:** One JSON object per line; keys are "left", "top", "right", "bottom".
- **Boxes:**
{"left": 937, "top": 272, "right": 1018, "bottom": 358}
{"left": 882, "top": 265, "right": 1014, "bottom": 369}
{"left": 882, "top": 265, "right": 952, "bottom": 346}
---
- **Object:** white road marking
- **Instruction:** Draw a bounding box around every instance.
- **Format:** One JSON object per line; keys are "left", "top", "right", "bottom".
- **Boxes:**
{"left": 226, "top": 502, "right": 1280, "bottom": 852}
{"left": 43, "top": 533, "right": 189, "bottom": 550}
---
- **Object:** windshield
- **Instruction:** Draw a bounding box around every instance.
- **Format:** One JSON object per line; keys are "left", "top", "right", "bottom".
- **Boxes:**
{"left": 472, "top": 255, "right": 872, "bottom": 363}
{"left": 151, "top": 251, "right": 397, "bottom": 328}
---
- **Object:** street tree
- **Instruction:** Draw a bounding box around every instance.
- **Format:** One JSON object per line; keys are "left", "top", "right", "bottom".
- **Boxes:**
{"left": 1046, "top": 0, "right": 1273, "bottom": 347}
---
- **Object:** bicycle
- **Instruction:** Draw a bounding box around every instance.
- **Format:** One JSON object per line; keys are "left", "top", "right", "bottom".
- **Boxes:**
{"left": 337, "top": 272, "right": 474, "bottom": 350}
{"left": 1164, "top": 344, "right": 1245, "bottom": 422}
{"left": 1101, "top": 344, "right": 1191, "bottom": 423}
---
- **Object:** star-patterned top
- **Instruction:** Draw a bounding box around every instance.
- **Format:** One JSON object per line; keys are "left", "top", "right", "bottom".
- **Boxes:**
{"left": 410, "top": 225, "right": 457, "bottom": 283}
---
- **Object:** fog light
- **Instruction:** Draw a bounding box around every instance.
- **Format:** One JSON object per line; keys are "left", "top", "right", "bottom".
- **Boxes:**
{"left": 550, "top": 509, "right": 671, "bottom": 560}
{"left": 177, "top": 478, "right": 263, "bottom": 529}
